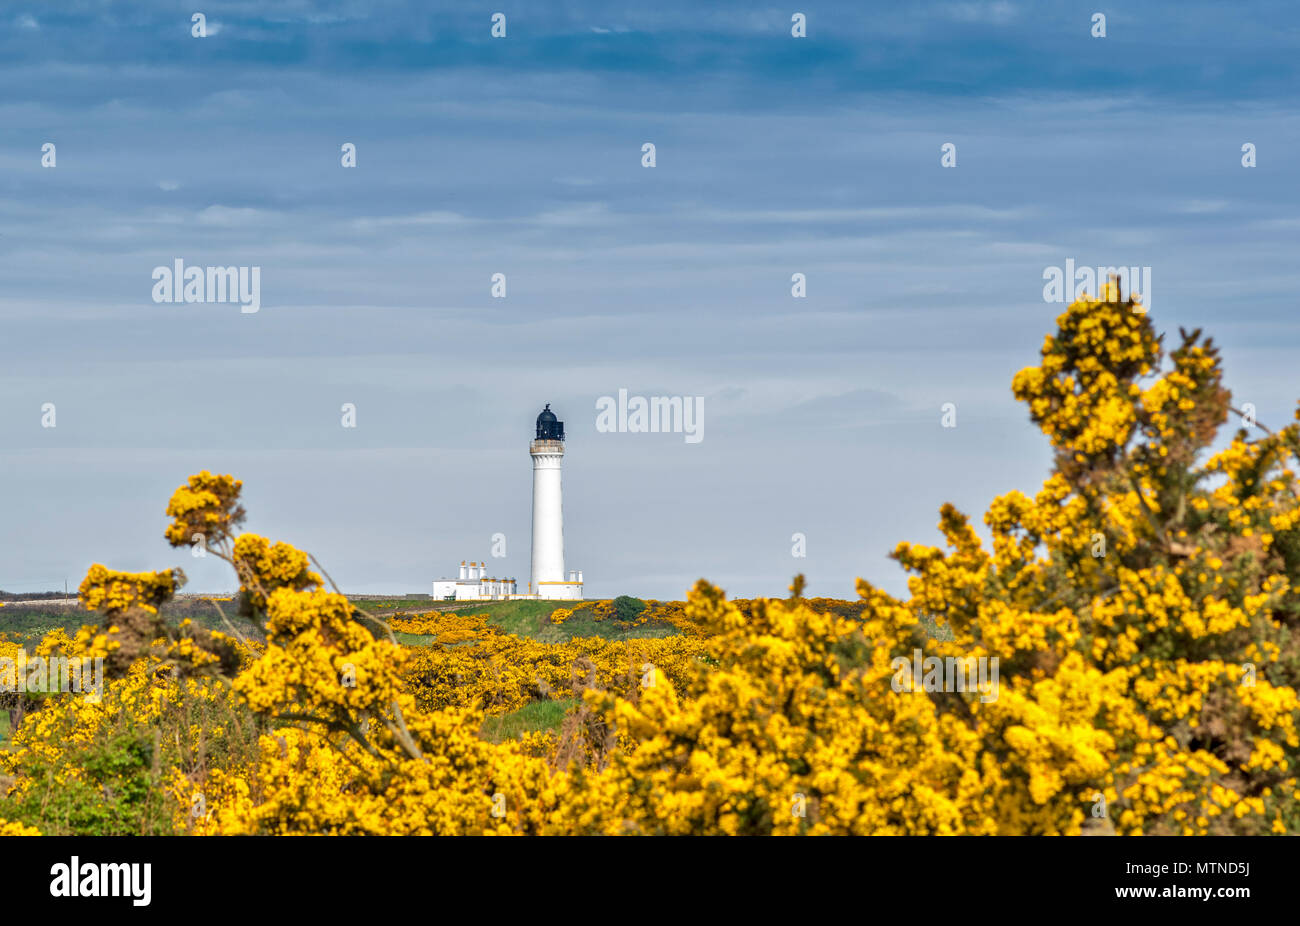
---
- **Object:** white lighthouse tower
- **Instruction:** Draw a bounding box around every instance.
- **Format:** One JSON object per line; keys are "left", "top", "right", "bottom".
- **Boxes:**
{"left": 529, "top": 404, "right": 583, "bottom": 599}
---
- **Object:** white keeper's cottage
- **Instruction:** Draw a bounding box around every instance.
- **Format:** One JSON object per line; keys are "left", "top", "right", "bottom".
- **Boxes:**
{"left": 431, "top": 562, "right": 516, "bottom": 601}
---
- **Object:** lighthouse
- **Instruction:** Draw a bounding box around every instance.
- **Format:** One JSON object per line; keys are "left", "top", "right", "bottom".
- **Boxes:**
{"left": 529, "top": 404, "right": 583, "bottom": 599}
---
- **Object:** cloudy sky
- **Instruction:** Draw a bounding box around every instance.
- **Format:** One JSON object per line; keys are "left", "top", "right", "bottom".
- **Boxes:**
{"left": 2, "top": 1, "right": 1298, "bottom": 600}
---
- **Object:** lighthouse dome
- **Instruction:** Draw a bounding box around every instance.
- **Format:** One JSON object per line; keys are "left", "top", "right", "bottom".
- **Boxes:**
{"left": 535, "top": 404, "right": 565, "bottom": 441}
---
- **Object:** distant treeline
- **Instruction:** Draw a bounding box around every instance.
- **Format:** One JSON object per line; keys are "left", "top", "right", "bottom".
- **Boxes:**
{"left": 0, "top": 591, "right": 70, "bottom": 602}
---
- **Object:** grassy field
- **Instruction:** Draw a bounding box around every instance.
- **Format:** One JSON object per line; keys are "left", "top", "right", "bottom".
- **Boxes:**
{"left": 352, "top": 597, "right": 438, "bottom": 614}
{"left": 1, "top": 595, "right": 680, "bottom": 646}
{"left": 479, "top": 698, "right": 577, "bottom": 743}
{"left": 0, "top": 597, "right": 261, "bottom": 640}
{"left": 444, "top": 599, "right": 680, "bottom": 643}
{"left": 0, "top": 606, "right": 79, "bottom": 638}
{"left": 0, "top": 593, "right": 435, "bottom": 636}
{"left": 393, "top": 631, "right": 438, "bottom": 647}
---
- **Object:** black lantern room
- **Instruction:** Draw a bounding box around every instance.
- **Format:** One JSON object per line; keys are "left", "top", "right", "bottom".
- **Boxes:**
{"left": 535, "top": 404, "right": 565, "bottom": 441}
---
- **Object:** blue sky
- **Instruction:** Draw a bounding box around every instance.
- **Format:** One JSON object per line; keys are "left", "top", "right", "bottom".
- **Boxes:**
{"left": 2, "top": 1, "right": 1299, "bottom": 599}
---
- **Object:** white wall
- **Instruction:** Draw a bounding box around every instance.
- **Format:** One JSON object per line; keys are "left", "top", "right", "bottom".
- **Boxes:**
{"left": 535, "top": 581, "right": 582, "bottom": 600}
{"left": 530, "top": 444, "right": 566, "bottom": 592}
{"left": 432, "top": 580, "right": 458, "bottom": 599}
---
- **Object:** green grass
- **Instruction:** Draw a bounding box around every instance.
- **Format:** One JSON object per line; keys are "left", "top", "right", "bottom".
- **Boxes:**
{"left": 443, "top": 599, "right": 560, "bottom": 634}
{"left": 479, "top": 698, "right": 576, "bottom": 743}
{"left": 1, "top": 595, "right": 680, "bottom": 652}
{"left": 0, "top": 595, "right": 435, "bottom": 642}
{"left": 355, "top": 598, "right": 434, "bottom": 613}
{"left": 548, "top": 607, "right": 678, "bottom": 642}
{"left": 444, "top": 599, "right": 679, "bottom": 643}
{"left": 0, "top": 604, "right": 85, "bottom": 638}
{"left": 393, "top": 631, "right": 438, "bottom": 647}
{"left": 0, "top": 598, "right": 261, "bottom": 640}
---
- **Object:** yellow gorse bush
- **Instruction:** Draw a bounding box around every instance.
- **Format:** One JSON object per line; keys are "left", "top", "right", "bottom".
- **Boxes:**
{"left": 78, "top": 565, "right": 181, "bottom": 616}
